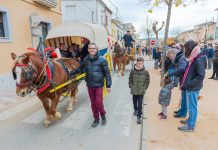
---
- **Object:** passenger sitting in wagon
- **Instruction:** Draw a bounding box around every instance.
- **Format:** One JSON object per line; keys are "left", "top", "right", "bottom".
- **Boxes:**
{"left": 68, "top": 43, "right": 77, "bottom": 58}
{"left": 59, "top": 43, "right": 71, "bottom": 58}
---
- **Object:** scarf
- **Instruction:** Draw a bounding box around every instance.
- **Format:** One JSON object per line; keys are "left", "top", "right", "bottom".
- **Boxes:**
{"left": 180, "top": 46, "right": 200, "bottom": 88}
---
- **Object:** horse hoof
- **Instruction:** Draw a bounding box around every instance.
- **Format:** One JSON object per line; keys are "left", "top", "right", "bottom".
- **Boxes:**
{"left": 55, "top": 112, "right": 62, "bottom": 120}
{"left": 73, "top": 99, "right": 78, "bottom": 104}
{"left": 65, "top": 104, "right": 73, "bottom": 112}
{"left": 44, "top": 124, "right": 49, "bottom": 128}
{"left": 44, "top": 119, "right": 52, "bottom": 128}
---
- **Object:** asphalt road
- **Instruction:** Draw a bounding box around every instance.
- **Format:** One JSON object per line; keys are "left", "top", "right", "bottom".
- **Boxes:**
{"left": 0, "top": 60, "right": 154, "bottom": 150}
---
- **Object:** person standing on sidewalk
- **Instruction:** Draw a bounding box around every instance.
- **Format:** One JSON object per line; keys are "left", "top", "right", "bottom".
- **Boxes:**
{"left": 70, "top": 43, "right": 112, "bottom": 128}
{"left": 166, "top": 46, "right": 188, "bottom": 118}
{"left": 154, "top": 47, "right": 162, "bottom": 69}
{"left": 178, "top": 40, "right": 206, "bottom": 132}
{"left": 207, "top": 45, "right": 215, "bottom": 69}
{"left": 129, "top": 57, "right": 150, "bottom": 124}
{"left": 209, "top": 45, "right": 218, "bottom": 80}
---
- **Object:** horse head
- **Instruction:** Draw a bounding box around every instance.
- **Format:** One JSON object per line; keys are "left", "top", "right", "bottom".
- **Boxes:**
{"left": 11, "top": 52, "right": 43, "bottom": 97}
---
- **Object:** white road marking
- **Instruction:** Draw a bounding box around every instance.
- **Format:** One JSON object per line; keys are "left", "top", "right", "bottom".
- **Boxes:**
{"left": 0, "top": 99, "right": 39, "bottom": 120}
{"left": 61, "top": 100, "right": 91, "bottom": 129}
{"left": 103, "top": 92, "right": 133, "bottom": 136}
{"left": 22, "top": 109, "right": 44, "bottom": 124}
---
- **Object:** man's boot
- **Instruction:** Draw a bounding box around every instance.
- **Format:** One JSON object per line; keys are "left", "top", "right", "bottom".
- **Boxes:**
{"left": 91, "top": 119, "right": 99, "bottom": 128}
{"left": 101, "top": 115, "right": 107, "bottom": 126}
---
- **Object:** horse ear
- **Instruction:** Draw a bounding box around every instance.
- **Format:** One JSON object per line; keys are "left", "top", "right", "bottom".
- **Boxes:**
{"left": 22, "top": 54, "right": 29, "bottom": 64}
{"left": 11, "top": 53, "right": 17, "bottom": 60}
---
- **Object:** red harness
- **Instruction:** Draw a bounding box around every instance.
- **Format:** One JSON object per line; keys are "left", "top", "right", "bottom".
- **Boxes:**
{"left": 37, "top": 61, "right": 52, "bottom": 94}
{"left": 15, "top": 48, "right": 55, "bottom": 94}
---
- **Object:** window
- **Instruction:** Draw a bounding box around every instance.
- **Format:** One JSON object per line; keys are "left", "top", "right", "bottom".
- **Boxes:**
{"left": 0, "top": 12, "right": 5, "bottom": 37}
{"left": 39, "top": 22, "right": 48, "bottom": 41}
{"left": 65, "top": 5, "right": 76, "bottom": 21}
{"left": 0, "top": 9, "right": 12, "bottom": 42}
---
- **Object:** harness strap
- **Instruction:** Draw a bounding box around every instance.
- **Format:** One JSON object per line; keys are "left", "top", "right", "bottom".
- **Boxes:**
{"left": 37, "top": 60, "right": 52, "bottom": 94}
{"left": 57, "top": 60, "right": 70, "bottom": 77}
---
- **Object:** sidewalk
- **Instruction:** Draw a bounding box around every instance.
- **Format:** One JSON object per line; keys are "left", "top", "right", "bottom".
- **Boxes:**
{"left": 142, "top": 68, "right": 218, "bottom": 150}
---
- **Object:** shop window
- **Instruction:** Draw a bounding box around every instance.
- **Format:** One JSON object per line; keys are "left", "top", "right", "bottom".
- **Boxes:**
{"left": 0, "top": 9, "right": 12, "bottom": 42}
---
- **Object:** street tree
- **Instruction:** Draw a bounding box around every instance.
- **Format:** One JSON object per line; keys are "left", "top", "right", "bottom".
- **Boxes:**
{"left": 152, "top": 21, "right": 165, "bottom": 40}
{"left": 139, "top": 0, "right": 204, "bottom": 80}
{"left": 142, "top": 17, "right": 153, "bottom": 48}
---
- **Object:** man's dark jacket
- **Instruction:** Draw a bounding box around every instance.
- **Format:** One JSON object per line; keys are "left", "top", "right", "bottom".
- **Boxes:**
{"left": 70, "top": 52, "right": 112, "bottom": 88}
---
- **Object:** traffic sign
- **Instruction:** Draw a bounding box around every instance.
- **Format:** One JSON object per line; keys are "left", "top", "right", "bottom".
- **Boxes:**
{"left": 151, "top": 40, "right": 155, "bottom": 45}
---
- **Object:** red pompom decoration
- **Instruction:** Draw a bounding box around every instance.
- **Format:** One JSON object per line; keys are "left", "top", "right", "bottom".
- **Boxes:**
{"left": 51, "top": 51, "right": 57, "bottom": 58}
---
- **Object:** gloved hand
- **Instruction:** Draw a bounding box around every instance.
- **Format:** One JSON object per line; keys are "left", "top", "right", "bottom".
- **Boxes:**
{"left": 69, "top": 70, "right": 76, "bottom": 79}
{"left": 164, "top": 73, "right": 169, "bottom": 79}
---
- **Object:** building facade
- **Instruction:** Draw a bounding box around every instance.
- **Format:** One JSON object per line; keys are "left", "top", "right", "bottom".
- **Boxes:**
{"left": 62, "top": 0, "right": 112, "bottom": 35}
{"left": 177, "top": 29, "right": 195, "bottom": 44}
{"left": 177, "top": 21, "right": 216, "bottom": 46}
{"left": 0, "top": 0, "right": 62, "bottom": 73}
{"left": 194, "top": 22, "right": 216, "bottom": 46}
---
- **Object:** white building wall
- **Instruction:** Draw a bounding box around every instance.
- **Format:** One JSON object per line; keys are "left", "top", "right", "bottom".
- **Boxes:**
{"left": 62, "top": 0, "right": 97, "bottom": 23}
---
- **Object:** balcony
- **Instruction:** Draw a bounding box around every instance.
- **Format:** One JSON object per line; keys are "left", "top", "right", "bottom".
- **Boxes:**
{"left": 33, "top": 0, "right": 57, "bottom": 8}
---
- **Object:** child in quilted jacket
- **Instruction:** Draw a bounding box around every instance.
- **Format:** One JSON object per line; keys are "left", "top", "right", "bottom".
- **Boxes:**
{"left": 158, "top": 76, "right": 175, "bottom": 119}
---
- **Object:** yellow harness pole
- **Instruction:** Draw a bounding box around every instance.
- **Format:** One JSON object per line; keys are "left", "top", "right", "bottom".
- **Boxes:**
{"left": 50, "top": 73, "right": 86, "bottom": 93}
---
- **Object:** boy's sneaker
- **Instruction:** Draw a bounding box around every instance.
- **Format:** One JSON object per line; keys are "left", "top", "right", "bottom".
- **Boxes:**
{"left": 174, "top": 110, "right": 180, "bottom": 114}
{"left": 161, "top": 115, "right": 167, "bottom": 119}
{"left": 91, "top": 119, "right": 99, "bottom": 128}
{"left": 178, "top": 125, "right": 194, "bottom": 132}
{"left": 158, "top": 112, "right": 164, "bottom": 116}
{"left": 101, "top": 115, "right": 107, "bottom": 126}
{"left": 134, "top": 110, "right": 138, "bottom": 116}
{"left": 137, "top": 117, "right": 142, "bottom": 124}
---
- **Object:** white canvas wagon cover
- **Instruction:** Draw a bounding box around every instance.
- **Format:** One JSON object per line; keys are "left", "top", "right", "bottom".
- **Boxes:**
{"left": 46, "top": 22, "right": 108, "bottom": 50}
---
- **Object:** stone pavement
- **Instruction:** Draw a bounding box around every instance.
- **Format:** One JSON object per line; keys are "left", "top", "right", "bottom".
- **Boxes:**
{"left": 142, "top": 68, "right": 218, "bottom": 150}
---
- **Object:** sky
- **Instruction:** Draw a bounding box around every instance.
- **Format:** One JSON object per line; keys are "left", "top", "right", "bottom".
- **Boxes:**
{"left": 103, "top": 0, "right": 218, "bottom": 39}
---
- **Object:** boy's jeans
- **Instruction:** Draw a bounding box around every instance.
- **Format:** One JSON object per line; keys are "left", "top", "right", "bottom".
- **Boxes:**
{"left": 186, "top": 90, "right": 199, "bottom": 128}
{"left": 208, "top": 58, "right": 212, "bottom": 69}
{"left": 133, "top": 95, "right": 144, "bottom": 118}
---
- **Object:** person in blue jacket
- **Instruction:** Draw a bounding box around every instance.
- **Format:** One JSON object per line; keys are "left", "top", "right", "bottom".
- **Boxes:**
{"left": 207, "top": 45, "right": 215, "bottom": 69}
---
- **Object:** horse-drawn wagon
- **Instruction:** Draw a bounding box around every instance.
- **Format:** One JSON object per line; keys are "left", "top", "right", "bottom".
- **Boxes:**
{"left": 11, "top": 22, "right": 113, "bottom": 127}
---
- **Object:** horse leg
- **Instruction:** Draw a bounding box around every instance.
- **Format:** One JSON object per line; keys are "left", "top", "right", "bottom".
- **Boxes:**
{"left": 65, "top": 88, "right": 78, "bottom": 112}
{"left": 49, "top": 96, "right": 61, "bottom": 123}
{"left": 122, "top": 63, "right": 126, "bottom": 76}
{"left": 113, "top": 58, "right": 117, "bottom": 71}
{"left": 39, "top": 98, "right": 53, "bottom": 127}
{"left": 117, "top": 63, "right": 121, "bottom": 76}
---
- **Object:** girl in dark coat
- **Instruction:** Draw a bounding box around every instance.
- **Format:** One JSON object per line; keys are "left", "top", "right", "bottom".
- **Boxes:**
{"left": 178, "top": 40, "right": 206, "bottom": 132}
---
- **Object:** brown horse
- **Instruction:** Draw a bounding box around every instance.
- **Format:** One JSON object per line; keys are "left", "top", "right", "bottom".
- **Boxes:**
{"left": 113, "top": 42, "right": 133, "bottom": 76}
{"left": 11, "top": 51, "right": 80, "bottom": 127}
